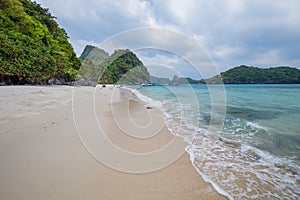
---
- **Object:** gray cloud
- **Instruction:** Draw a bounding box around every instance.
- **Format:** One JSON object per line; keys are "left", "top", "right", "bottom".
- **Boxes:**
{"left": 36, "top": 0, "right": 300, "bottom": 76}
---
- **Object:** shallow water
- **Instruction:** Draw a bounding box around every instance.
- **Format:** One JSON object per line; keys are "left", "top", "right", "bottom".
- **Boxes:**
{"left": 129, "top": 84, "right": 300, "bottom": 199}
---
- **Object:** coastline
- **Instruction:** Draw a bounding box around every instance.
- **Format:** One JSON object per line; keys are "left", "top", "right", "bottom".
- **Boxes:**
{"left": 0, "top": 85, "right": 226, "bottom": 199}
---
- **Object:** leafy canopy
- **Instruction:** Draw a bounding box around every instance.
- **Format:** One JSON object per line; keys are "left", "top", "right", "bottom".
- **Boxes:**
{"left": 79, "top": 46, "right": 150, "bottom": 85}
{"left": 0, "top": 0, "right": 81, "bottom": 84}
{"left": 202, "top": 65, "right": 300, "bottom": 84}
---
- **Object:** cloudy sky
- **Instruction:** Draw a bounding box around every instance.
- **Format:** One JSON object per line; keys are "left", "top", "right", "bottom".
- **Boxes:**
{"left": 35, "top": 0, "right": 300, "bottom": 78}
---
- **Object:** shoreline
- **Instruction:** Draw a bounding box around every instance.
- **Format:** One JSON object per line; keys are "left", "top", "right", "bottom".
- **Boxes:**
{"left": 125, "top": 85, "right": 232, "bottom": 199}
{"left": 0, "top": 85, "right": 226, "bottom": 199}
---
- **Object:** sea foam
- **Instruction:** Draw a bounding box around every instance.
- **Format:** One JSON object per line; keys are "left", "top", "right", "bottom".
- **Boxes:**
{"left": 125, "top": 85, "right": 300, "bottom": 199}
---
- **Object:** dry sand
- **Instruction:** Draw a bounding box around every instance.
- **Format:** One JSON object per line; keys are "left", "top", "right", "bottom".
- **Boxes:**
{"left": 0, "top": 85, "right": 226, "bottom": 200}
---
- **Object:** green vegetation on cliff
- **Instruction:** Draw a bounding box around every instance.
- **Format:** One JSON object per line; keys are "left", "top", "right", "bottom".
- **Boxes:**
{"left": 79, "top": 45, "right": 109, "bottom": 62}
{"left": 202, "top": 65, "right": 300, "bottom": 84}
{"left": 78, "top": 45, "right": 109, "bottom": 83}
{"left": 79, "top": 46, "right": 150, "bottom": 84}
{"left": 0, "top": 0, "right": 81, "bottom": 84}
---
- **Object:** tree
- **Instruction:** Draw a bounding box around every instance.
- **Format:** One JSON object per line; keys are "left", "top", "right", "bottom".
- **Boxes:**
{"left": 0, "top": 0, "right": 81, "bottom": 84}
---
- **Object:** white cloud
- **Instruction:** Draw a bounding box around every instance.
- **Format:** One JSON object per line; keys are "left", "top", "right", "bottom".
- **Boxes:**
{"left": 137, "top": 53, "right": 201, "bottom": 79}
{"left": 72, "top": 39, "right": 102, "bottom": 56}
{"left": 192, "top": 34, "right": 208, "bottom": 45}
{"left": 211, "top": 44, "right": 245, "bottom": 61}
{"left": 137, "top": 53, "right": 178, "bottom": 67}
{"left": 251, "top": 49, "right": 291, "bottom": 67}
{"left": 36, "top": 0, "right": 300, "bottom": 73}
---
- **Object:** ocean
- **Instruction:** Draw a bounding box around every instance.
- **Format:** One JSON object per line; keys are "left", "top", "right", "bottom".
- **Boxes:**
{"left": 129, "top": 84, "right": 300, "bottom": 199}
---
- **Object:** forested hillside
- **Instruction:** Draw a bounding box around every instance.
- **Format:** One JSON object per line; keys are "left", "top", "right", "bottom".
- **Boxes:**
{"left": 79, "top": 45, "right": 150, "bottom": 84}
{"left": 0, "top": 0, "right": 81, "bottom": 84}
{"left": 202, "top": 65, "right": 300, "bottom": 84}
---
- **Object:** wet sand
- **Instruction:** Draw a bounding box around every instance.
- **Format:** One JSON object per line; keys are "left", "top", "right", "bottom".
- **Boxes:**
{"left": 0, "top": 85, "right": 226, "bottom": 200}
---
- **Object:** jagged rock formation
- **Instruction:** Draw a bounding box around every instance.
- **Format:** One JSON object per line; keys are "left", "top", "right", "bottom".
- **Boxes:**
{"left": 79, "top": 46, "right": 150, "bottom": 85}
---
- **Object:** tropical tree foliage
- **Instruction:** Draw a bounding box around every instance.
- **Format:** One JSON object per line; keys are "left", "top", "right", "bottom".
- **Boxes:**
{"left": 0, "top": 0, "right": 81, "bottom": 84}
{"left": 79, "top": 46, "right": 150, "bottom": 84}
{"left": 203, "top": 65, "right": 300, "bottom": 84}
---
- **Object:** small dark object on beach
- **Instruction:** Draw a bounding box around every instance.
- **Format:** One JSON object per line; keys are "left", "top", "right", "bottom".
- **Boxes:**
{"left": 48, "top": 78, "right": 63, "bottom": 85}
{"left": 102, "top": 84, "right": 106, "bottom": 88}
{"left": 146, "top": 106, "right": 152, "bottom": 109}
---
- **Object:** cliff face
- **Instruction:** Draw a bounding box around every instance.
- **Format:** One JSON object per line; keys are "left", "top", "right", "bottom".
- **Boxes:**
{"left": 79, "top": 45, "right": 109, "bottom": 62}
{"left": 79, "top": 46, "right": 150, "bottom": 84}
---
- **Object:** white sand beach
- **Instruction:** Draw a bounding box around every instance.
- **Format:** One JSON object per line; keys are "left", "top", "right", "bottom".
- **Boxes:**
{"left": 0, "top": 85, "right": 226, "bottom": 200}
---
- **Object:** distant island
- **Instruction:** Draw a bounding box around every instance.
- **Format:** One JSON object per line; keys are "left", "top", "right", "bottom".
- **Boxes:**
{"left": 79, "top": 46, "right": 300, "bottom": 85}
{"left": 150, "top": 75, "right": 198, "bottom": 85}
{"left": 79, "top": 45, "right": 150, "bottom": 85}
{"left": 0, "top": 1, "right": 299, "bottom": 86}
{"left": 200, "top": 65, "right": 300, "bottom": 84}
{"left": 150, "top": 65, "right": 300, "bottom": 85}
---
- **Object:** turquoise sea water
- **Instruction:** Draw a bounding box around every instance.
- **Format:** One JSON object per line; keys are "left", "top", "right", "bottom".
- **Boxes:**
{"left": 130, "top": 84, "right": 300, "bottom": 199}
